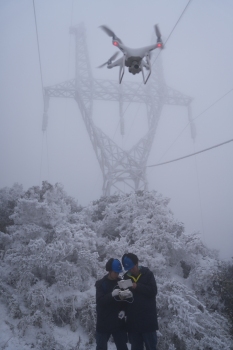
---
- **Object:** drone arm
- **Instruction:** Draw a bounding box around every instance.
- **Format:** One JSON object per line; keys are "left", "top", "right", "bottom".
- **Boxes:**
{"left": 108, "top": 57, "right": 124, "bottom": 69}
{"left": 141, "top": 43, "right": 163, "bottom": 55}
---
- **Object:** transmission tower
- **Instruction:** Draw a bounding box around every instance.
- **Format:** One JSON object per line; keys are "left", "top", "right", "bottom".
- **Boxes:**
{"left": 42, "top": 23, "right": 195, "bottom": 196}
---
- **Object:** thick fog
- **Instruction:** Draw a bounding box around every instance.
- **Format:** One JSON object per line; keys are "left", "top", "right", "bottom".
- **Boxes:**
{"left": 0, "top": 0, "right": 233, "bottom": 259}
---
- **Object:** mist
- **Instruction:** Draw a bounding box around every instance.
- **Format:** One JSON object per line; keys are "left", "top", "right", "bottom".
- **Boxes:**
{"left": 0, "top": 0, "right": 233, "bottom": 260}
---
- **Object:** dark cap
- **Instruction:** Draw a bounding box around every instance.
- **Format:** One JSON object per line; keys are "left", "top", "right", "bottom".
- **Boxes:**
{"left": 122, "top": 253, "right": 138, "bottom": 271}
{"left": 106, "top": 258, "right": 123, "bottom": 273}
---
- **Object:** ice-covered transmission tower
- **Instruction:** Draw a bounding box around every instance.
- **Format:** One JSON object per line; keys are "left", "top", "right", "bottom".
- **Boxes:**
{"left": 42, "top": 23, "right": 195, "bottom": 196}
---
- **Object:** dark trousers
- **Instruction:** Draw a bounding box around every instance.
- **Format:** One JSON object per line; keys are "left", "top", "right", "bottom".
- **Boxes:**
{"left": 129, "top": 331, "right": 157, "bottom": 350}
{"left": 96, "top": 330, "right": 128, "bottom": 350}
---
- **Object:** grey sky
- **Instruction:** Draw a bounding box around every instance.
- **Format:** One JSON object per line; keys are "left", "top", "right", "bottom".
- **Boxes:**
{"left": 0, "top": 0, "right": 233, "bottom": 259}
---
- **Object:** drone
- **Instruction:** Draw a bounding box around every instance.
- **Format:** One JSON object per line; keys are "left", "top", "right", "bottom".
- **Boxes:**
{"left": 98, "top": 24, "right": 164, "bottom": 84}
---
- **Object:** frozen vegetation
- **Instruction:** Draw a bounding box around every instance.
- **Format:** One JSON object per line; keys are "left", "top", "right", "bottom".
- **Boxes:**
{"left": 0, "top": 182, "right": 232, "bottom": 349}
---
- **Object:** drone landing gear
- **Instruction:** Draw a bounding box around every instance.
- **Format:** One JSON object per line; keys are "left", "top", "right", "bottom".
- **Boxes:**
{"left": 141, "top": 55, "right": 151, "bottom": 84}
{"left": 141, "top": 66, "right": 151, "bottom": 84}
{"left": 119, "top": 55, "right": 125, "bottom": 84}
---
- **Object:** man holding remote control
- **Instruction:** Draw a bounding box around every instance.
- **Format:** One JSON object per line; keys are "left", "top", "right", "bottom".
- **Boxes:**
{"left": 122, "top": 253, "right": 158, "bottom": 350}
{"left": 95, "top": 258, "right": 129, "bottom": 350}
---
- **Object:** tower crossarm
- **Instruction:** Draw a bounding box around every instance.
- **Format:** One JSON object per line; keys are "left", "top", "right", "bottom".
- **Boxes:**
{"left": 92, "top": 79, "right": 150, "bottom": 103}
{"left": 44, "top": 78, "right": 192, "bottom": 107}
{"left": 44, "top": 79, "right": 76, "bottom": 98}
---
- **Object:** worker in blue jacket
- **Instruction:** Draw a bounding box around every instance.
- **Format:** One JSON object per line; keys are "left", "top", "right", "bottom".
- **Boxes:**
{"left": 122, "top": 253, "right": 158, "bottom": 350}
{"left": 95, "top": 258, "right": 129, "bottom": 350}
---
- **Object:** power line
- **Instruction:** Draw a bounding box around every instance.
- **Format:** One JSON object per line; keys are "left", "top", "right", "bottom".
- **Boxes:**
{"left": 45, "top": 131, "right": 50, "bottom": 181}
{"left": 193, "top": 144, "right": 206, "bottom": 243}
{"left": 147, "top": 138, "right": 233, "bottom": 167}
{"left": 152, "top": 0, "right": 193, "bottom": 65}
{"left": 33, "top": 0, "right": 44, "bottom": 98}
{"left": 164, "top": 0, "right": 192, "bottom": 46}
{"left": 67, "top": 0, "right": 75, "bottom": 80}
{"left": 192, "top": 87, "right": 233, "bottom": 123}
{"left": 33, "top": 0, "right": 50, "bottom": 185}
{"left": 39, "top": 132, "right": 45, "bottom": 185}
{"left": 125, "top": 103, "right": 142, "bottom": 140}
{"left": 33, "top": 0, "right": 46, "bottom": 186}
{"left": 157, "top": 87, "right": 233, "bottom": 163}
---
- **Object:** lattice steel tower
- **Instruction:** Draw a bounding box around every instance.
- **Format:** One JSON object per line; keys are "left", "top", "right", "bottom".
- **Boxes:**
{"left": 42, "top": 23, "right": 195, "bottom": 196}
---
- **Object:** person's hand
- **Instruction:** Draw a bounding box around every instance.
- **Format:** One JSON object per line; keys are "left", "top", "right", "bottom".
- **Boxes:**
{"left": 119, "top": 289, "right": 133, "bottom": 299}
{"left": 125, "top": 290, "right": 133, "bottom": 298}
{"left": 112, "top": 288, "right": 120, "bottom": 297}
{"left": 118, "top": 310, "right": 125, "bottom": 319}
{"left": 132, "top": 282, "right": 137, "bottom": 289}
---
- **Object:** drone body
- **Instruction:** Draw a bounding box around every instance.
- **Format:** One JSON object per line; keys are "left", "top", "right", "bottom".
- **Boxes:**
{"left": 98, "top": 25, "right": 163, "bottom": 84}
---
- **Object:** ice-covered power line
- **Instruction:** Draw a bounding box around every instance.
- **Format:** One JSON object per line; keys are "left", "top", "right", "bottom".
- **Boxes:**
{"left": 156, "top": 87, "right": 233, "bottom": 163}
{"left": 192, "top": 88, "right": 233, "bottom": 123}
{"left": 152, "top": 0, "right": 193, "bottom": 65}
{"left": 164, "top": 0, "right": 192, "bottom": 46}
{"left": 33, "top": 0, "right": 44, "bottom": 99}
{"left": 33, "top": 0, "right": 50, "bottom": 183}
{"left": 147, "top": 138, "right": 233, "bottom": 167}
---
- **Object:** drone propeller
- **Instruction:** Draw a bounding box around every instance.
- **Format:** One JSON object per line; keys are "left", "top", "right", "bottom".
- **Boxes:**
{"left": 154, "top": 24, "right": 162, "bottom": 42}
{"left": 97, "top": 52, "right": 119, "bottom": 68}
{"left": 99, "top": 25, "right": 123, "bottom": 44}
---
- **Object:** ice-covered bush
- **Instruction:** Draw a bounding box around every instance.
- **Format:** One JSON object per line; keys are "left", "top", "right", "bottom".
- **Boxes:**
{"left": 0, "top": 184, "right": 232, "bottom": 349}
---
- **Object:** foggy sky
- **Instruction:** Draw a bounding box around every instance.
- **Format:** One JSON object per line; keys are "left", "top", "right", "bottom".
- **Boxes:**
{"left": 0, "top": 0, "right": 233, "bottom": 259}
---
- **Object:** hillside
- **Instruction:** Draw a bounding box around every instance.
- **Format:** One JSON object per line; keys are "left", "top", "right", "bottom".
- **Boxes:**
{"left": 0, "top": 182, "right": 232, "bottom": 349}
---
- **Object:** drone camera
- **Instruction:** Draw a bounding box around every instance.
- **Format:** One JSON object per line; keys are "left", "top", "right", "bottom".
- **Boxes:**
{"left": 129, "top": 61, "right": 141, "bottom": 75}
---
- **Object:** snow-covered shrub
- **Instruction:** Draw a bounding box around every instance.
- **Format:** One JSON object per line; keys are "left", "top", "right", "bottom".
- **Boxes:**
{"left": 18, "top": 310, "right": 52, "bottom": 334}
{"left": 0, "top": 184, "right": 232, "bottom": 348}
{"left": 79, "top": 296, "right": 96, "bottom": 344}
{"left": 157, "top": 280, "right": 232, "bottom": 349}
{"left": 0, "top": 183, "right": 100, "bottom": 347}
{"left": 35, "top": 330, "right": 60, "bottom": 350}
{"left": 213, "top": 260, "right": 233, "bottom": 335}
{"left": 0, "top": 183, "right": 23, "bottom": 232}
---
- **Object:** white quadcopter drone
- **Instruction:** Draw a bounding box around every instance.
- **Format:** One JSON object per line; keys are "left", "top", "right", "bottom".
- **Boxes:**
{"left": 98, "top": 24, "right": 163, "bottom": 84}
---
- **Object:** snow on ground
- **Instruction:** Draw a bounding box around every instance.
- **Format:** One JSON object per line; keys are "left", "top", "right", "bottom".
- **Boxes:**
{"left": 0, "top": 300, "right": 120, "bottom": 350}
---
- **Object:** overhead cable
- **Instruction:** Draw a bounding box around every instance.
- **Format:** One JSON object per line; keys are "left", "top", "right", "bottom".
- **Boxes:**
{"left": 33, "top": 0, "right": 50, "bottom": 183}
{"left": 192, "top": 87, "right": 233, "bottom": 123}
{"left": 164, "top": 0, "right": 192, "bottom": 46}
{"left": 152, "top": 0, "right": 193, "bottom": 65}
{"left": 33, "top": 0, "right": 44, "bottom": 100}
{"left": 147, "top": 138, "right": 233, "bottom": 167}
{"left": 157, "top": 87, "right": 233, "bottom": 163}
{"left": 193, "top": 143, "right": 206, "bottom": 243}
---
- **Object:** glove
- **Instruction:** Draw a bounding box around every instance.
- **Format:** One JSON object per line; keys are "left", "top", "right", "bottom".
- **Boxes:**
{"left": 119, "top": 289, "right": 133, "bottom": 300}
{"left": 118, "top": 311, "right": 125, "bottom": 319}
{"left": 112, "top": 288, "right": 120, "bottom": 297}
